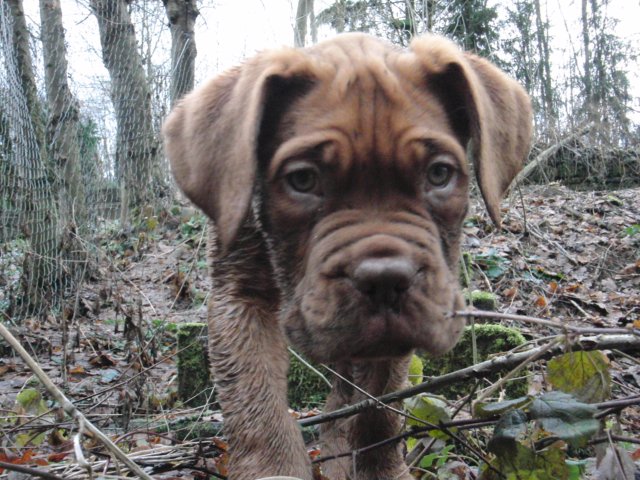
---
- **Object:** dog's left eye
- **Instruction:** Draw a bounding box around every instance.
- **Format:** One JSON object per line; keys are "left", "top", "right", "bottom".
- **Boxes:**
{"left": 285, "top": 166, "right": 320, "bottom": 194}
{"left": 426, "top": 162, "right": 454, "bottom": 187}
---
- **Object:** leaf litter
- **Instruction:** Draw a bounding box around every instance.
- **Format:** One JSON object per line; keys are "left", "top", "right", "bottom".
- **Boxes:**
{"left": 0, "top": 185, "right": 638, "bottom": 478}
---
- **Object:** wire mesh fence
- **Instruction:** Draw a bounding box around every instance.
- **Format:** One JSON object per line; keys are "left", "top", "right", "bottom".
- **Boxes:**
{"left": 0, "top": 0, "right": 177, "bottom": 323}
{"left": 0, "top": 0, "right": 638, "bottom": 327}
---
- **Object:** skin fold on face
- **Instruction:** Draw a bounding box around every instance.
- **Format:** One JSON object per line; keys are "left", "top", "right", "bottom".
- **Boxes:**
{"left": 258, "top": 67, "right": 469, "bottom": 362}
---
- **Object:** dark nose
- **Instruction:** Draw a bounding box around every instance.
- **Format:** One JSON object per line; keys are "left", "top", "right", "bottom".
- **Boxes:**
{"left": 352, "top": 257, "right": 416, "bottom": 305}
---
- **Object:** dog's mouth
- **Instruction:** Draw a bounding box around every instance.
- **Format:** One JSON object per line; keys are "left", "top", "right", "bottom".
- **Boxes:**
{"left": 348, "top": 310, "right": 419, "bottom": 359}
{"left": 283, "top": 283, "right": 465, "bottom": 363}
{"left": 354, "top": 299, "right": 463, "bottom": 357}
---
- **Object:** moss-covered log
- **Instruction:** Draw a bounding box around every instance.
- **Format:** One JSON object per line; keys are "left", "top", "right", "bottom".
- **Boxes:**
{"left": 176, "top": 323, "right": 212, "bottom": 407}
{"left": 422, "top": 324, "right": 528, "bottom": 399}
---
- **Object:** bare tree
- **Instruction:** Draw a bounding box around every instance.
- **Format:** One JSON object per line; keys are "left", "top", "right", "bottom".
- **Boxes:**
{"left": 90, "top": 0, "right": 161, "bottom": 224}
{"left": 7, "top": 0, "right": 46, "bottom": 160}
{"left": 579, "top": 0, "right": 632, "bottom": 144}
{"left": 39, "top": 0, "right": 85, "bottom": 227}
{"left": 294, "top": 0, "right": 315, "bottom": 47}
{"left": 533, "top": 0, "right": 556, "bottom": 132}
{"left": 581, "top": 0, "right": 592, "bottom": 107}
{"left": 6, "top": 0, "right": 60, "bottom": 315}
{"left": 163, "top": 0, "right": 198, "bottom": 106}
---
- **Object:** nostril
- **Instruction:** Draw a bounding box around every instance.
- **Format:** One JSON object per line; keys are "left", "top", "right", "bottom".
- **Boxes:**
{"left": 352, "top": 257, "right": 417, "bottom": 303}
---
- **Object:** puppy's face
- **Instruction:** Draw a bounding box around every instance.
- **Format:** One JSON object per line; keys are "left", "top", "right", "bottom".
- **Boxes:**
{"left": 258, "top": 68, "right": 468, "bottom": 362}
{"left": 163, "top": 34, "right": 532, "bottom": 364}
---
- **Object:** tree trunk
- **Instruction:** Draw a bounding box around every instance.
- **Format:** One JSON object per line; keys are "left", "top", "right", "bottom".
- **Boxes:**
{"left": 7, "top": 0, "right": 46, "bottom": 161}
{"left": 7, "top": 0, "right": 46, "bottom": 160}
{"left": 334, "top": 0, "right": 346, "bottom": 33}
{"left": 6, "top": 0, "right": 60, "bottom": 316}
{"left": 294, "top": 0, "right": 314, "bottom": 47}
{"left": 39, "top": 0, "right": 85, "bottom": 228}
{"left": 425, "top": 0, "right": 436, "bottom": 32}
{"left": 534, "top": 0, "right": 556, "bottom": 132}
{"left": 403, "top": 0, "right": 418, "bottom": 39}
{"left": 581, "top": 0, "right": 593, "bottom": 107}
{"left": 163, "top": 0, "right": 199, "bottom": 106}
{"left": 90, "top": 0, "right": 160, "bottom": 224}
{"left": 589, "top": 0, "right": 606, "bottom": 108}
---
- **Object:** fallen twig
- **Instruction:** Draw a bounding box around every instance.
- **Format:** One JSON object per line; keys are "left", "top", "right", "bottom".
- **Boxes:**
{"left": 0, "top": 322, "right": 153, "bottom": 480}
{"left": 0, "top": 461, "right": 65, "bottom": 480}
{"left": 300, "top": 332, "right": 640, "bottom": 428}
{"left": 455, "top": 309, "right": 639, "bottom": 336}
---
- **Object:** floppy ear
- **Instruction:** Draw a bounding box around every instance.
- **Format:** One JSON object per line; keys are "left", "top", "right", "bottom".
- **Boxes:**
{"left": 411, "top": 36, "right": 533, "bottom": 227}
{"left": 162, "top": 50, "right": 315, "bottom": 249}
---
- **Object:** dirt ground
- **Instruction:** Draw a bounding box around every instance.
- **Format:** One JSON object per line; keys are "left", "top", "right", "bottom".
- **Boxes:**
{"left": 1, "top": 184, "right": 639, "bottom": 478}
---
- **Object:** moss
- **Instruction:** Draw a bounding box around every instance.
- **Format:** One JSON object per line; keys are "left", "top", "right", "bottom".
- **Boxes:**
{"left": 176, "top": 325, "right": 330, "bottom": 411}
{"left": 422, "top": 324, "right": 528, "bottom": 399}
{"left": 287, "top": 352, "right": 331, "bottom": 410}
{"left": 471, "top": 290, "right": 498, "bottom": 311}
{"left": 176, "top": 323, "right": 213, "bottom": 407}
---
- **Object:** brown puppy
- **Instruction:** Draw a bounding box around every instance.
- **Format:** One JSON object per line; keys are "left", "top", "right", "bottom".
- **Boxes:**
{"left": 163, "top": 33, "right": 532, "bottom": 480}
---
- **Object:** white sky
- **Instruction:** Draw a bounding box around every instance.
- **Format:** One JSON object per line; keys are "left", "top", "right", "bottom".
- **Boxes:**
{"left": 22, "top": 0, "right": 640, "bottom": 118}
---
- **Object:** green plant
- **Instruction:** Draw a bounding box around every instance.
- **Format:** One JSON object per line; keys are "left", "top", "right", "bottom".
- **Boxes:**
{"left": 476, "top": 391, "right": 599, "bottom": 480}
{"left": 180, "top": 213, "right": 206, "bottom": 238}
{"left": 287, "top": 352, "right": 331, "bottom": 409}
{"left": 471, "top": 249, "right": 509, "bottom": 279}
{"left": 623, "top": 223, "right": 640, "bottom": 237}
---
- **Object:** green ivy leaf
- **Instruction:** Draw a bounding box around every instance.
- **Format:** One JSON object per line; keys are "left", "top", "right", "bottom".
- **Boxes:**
{"left": 475, "top": 396, "right": 532, "bottom": 418}
{"left": 16, "top": 388, "right": 41, "bottom": 410}
{"left": 419, "top": 444, "right": 454, "bottom": 469}
{"left": 488, "top": 409, "right": 528, "bottom": 456}
{"left": 480, "top": 442, "right": 570, "bottom": 480}
{"left": 566, "top": 459, "right": 587, "bottom": 480}
{"left": 408, "top": 354, "right": 424, "bottom": 386}
{"left": 529, "top": 392, "right": 598, "bottom": 447}
{"left": 404, "top": 395, "right": 452, "bottom": 440}
{"left": 15, "top": 431, "right": 47, "bottom": 448}
{"left": 16, "top": 388, "right": 47, "bottom": 415}
{"left": 547, "top": 351, "right": 611, "bottom": 403}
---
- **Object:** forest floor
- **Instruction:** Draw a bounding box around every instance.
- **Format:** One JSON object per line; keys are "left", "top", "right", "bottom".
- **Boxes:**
{"left": 0, "top": 183, "right": 639, "bottom": 479}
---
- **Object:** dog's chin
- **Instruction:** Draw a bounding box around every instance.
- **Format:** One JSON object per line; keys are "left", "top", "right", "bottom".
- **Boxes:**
{"left": 283, "top": 299, "right": 465, "bottom": 363}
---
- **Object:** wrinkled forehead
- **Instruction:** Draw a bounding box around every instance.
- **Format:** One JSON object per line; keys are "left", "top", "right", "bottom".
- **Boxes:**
{"left": 270, "top": 39, "right": 464, "bottom": 172}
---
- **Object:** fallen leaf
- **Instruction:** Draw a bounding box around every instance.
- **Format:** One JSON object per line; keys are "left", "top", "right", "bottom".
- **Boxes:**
{"left": 535, "top": 295, "right": 548, "bottom": 308}
{"left": 502, "top": 286, "right": 518, "bottom": 298}
{"left": 89, "top": 352, "right": 116, "bottom": 367}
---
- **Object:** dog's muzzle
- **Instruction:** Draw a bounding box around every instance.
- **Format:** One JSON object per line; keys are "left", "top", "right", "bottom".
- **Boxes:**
{"left": 351, "top": 256, "right": 417, "bottom": 308}
{"left": 281, "top": 213, "right": 465, "bottom": 361}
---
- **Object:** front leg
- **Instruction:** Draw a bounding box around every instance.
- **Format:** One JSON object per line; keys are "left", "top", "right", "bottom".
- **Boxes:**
{"left": 320, "top": 355, "right": 413, "bottom": 480}
{"left": 208, "top": 225, "right": 311, "bottom": 479}
{"left": 319, "top": 363, "right": 355, "bottom": 480}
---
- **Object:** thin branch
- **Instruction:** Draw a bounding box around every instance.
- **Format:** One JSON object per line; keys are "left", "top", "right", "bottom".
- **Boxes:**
{"left": 300, "top": 333, "right": 640, "bottom": 428}
{"left": 474, "top": 337, "right": 560, "bottom": 404}
{"left": 313, "top": 393, "right": 640, "bottom": 466}
{"left": 0, "top": 322, "right": 153, "bottom": 480}
{"left": 454, "top": 309, "right": 639, "bottom": 336}
{"left": 590, "top": 434, "right": 640, "bottom": 446}
{"left": 290, "top": 347, "right": 332, "bottom": 388}
{"left": 0, "top": 461, "right": 65, "bottom": 480}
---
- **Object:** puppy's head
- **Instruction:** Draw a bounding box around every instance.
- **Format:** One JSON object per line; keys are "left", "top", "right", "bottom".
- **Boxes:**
{"left": 163, "top": 34, "right": 532, "bottom": 362}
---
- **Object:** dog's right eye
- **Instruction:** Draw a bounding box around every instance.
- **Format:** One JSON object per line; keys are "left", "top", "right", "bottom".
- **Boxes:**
{"left": 284, "top": 164, "right": 321, "bottom": 195}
